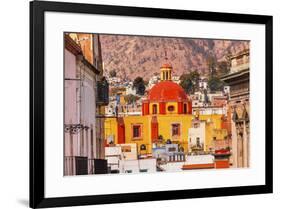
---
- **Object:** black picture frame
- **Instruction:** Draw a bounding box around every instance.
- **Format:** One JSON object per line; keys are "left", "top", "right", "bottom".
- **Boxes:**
{"left": 30, "top": 0, "right": 273, "bottom": 208}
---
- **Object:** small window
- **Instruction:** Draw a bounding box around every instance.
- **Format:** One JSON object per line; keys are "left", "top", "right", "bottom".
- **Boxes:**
{"left": 172, "top": 124, "right": 180, "bottom": 136}
{"left": 140, "top": 144, "right": 146, "bottom": 150}
{"left": 121, "top": 145, "right": 131, "bottom": 152}
{"left": 168, "top": 105, "right": 175, "bottom": 112}
{"left": 133, "top": 125, "right": 141, "bottom": 138}
{"left": 139, "top": 169, "right": 148, "bottom": 173}
{"left": 152, "top": 104, "right": 157, "bottom": 114}
{"left": 125, "top": 170, "right": 132, "bottom": 173}
{"left": 196, "top": 137, "right": 200, "bottom": 147}
{"left": 168, "top": 147, "right": 176, "bottom": 152}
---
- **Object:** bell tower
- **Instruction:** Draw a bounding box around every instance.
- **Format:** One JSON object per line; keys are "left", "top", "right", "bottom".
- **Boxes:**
{"left": 160, "top": 50, "right": 172, "bottom": 81}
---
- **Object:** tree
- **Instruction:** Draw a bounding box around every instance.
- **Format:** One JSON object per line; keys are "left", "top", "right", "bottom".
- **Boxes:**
{"left": 180, "top": 74, "right": 193, "bottom": 94}
{"left": 109, "top": 70, "right": 117, "bottom": 77}
{"left": 208, "top": 77, "right": 225, "bottom": 92}
{"left": 207, "top": 55, "right": 217, "bottom": 78}
{"left": 179, "top": 71, "right": 200, "bottom": 94}
{"left": 189, "top": 71, "right": 200, "bottom": 91}
{"left": 133, "top": 77, "right": 146, "bottom": 95}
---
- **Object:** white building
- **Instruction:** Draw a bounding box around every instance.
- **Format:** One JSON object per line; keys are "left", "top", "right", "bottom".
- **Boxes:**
{"left": 191, "top": 91, "right": 227, "bottom": 116}
{"left": 223, "top": 86, "right": 230, "bottom": 95}
{"left": 159, "top": 154, "right": 214, "bottom": 172}
{"left": 117, "top": 143, "right": 138, "bottom": 160}
{"left": 121, "top": 159, "right": 156, "bottom": 174}
{"left": 191, "top": 91, "right": 206, "bottom": 107}
{"left": 160, "top": 162, "right": 186, "bottom": 172}
{"left": 191, "top": 91, "right": 226, "bottom": 107}
{"left": 172, "top": 75, "right": 180, "bottom": 84}
{"left": 126, "top": 83, "right": 137, "bottom": 95}
{"left": 188, "top": 121, "right": 206, "bottom": 152}
{"left": 148, "top": 75, "right": 160, "bottom": 89}
{"left": 199, "top": 77, "right": 208, "bottom": 90}
{"left": 192, "top": 106, "right": 227, "bottom": 115}
{"left": 208, "top": 92, "right": 225, "bottom": 102}
{"left": 105, "top": 100, "right": 117, "bottom": 116}
{"left": 152, "top": 144, "right": 185, "bottom": 162}
{"left": 108, "top": 76, "right": 121, "bottom": 85}
{"left": 105, "top": 146, "right": 122, "bottom": 172}
{"left": 64, "top": 34, "right": 105, "bottom": 176}
{"left": 186, "top": 154, "right": 214, "bottom": 165}
{"left": 105, "top": 143, "right": 156, "bottom": 174}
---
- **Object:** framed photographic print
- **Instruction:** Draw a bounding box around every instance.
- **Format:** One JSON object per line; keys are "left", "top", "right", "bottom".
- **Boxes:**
{"left": 30, "top": 0, "right": 273, "bottom": 208}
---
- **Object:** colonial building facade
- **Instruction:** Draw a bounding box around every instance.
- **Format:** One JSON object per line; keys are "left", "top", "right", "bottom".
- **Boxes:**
{"left": 64, "top": 34, "right": 108, "bottom": 175}
{"left": 221, "top": 49, "right": 250, "bottom": 168}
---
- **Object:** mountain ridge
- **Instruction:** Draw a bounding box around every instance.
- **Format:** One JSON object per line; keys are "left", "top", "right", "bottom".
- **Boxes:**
{"left": 100, "top": 35, "right": 249, "bottom": 81}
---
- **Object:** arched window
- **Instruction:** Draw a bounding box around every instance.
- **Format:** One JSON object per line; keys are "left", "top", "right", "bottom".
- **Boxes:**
{"left": 172, "top": 124, "right": 180, "bottom": 136}
{"left": 152, "top": 104, "right": 157, "bottom": 114}
{"left": 183, "top": 103, "right": 187, "bottom": 114}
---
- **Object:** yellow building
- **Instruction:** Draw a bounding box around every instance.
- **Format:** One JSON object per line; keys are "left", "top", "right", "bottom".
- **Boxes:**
{"left": 105, "top": 61, "right": 228, "bottom": 155}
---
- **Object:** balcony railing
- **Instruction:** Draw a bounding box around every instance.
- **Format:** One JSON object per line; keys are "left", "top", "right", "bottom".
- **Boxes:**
{"left": 64, "top": 156, "right": 88, "bottom": 176}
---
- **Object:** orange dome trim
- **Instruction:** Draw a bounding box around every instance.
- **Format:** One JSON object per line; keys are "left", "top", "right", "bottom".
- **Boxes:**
{"left": 148, "top": 81, "right": 188, "bottom": 102}
{"left": 161, "top": 63, "right": 172, "bottom": 68}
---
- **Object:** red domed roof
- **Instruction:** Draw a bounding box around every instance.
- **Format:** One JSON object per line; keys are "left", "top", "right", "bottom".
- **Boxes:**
{"left": 148, "top": 81, "right": 188, "bottom": 102}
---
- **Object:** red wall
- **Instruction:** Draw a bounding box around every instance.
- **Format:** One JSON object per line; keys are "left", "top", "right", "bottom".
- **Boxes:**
{"left": 142, "top": 102, "right": 149, "bottom": 115}
{"left": 178, "top": 102, "right": 183, "bottom": 114}
{"left": 221, "top": 110, "right": 232, "bottom": 134}
{"left": 215, "top": 160, "right": 230, "bottom": 169}
{"left": 159, "top": 102, "right": 166, "bottom": 114}
{"left": 117, "top": 118, "right": 125, "bottom": 144}
{"left": 151, "top": 121, "right": 158, "bottom": 143}
{"left": 188, "top": 101, "right": 192, "bottom": 114}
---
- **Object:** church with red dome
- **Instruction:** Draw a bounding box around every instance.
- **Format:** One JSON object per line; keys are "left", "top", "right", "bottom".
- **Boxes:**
{"left": 104, "top": 58, "right": 228, "bottom": 156}
{"left": 142, "top": 62, "right": 192, "bottom": 116}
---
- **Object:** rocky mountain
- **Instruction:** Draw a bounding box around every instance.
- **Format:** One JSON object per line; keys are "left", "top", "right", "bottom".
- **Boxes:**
{"left": 100, "top": 35, "right": 249, "bottom": 81}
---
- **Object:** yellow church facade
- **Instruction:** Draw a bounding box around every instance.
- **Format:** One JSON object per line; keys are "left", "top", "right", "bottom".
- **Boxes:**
{"left": 104, "top": 114, "right": 227, "bottom": 154}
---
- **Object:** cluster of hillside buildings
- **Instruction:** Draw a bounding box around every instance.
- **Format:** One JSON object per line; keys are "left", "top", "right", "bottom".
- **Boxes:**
{"left": 105, "top": 77, "right": 230, "bottom": 116}
{"left": 64, "top": 33, "right": 250, "bottom": 175}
